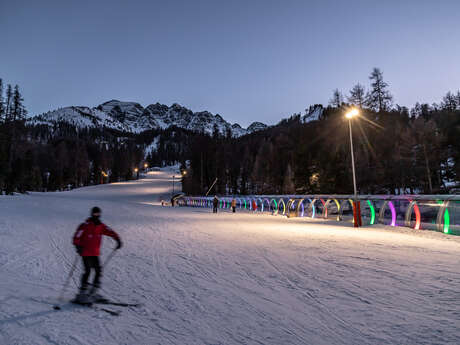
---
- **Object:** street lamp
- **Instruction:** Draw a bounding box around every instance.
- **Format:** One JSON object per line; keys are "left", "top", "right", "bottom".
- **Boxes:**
{"left": 345, "top": 108, "right": 360, "bottom": 227}
{"left": 101, "top": 171, "right": 108, "bottom": 184}
{"left": 134, "top": 167, "right": 139, "bottom": 179}
{"left": 144, "top": 163, "right": 148, "bottom": 170}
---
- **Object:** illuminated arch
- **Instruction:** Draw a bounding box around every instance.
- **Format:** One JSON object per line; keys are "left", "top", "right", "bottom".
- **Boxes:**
{"left": 278, "top": 198, "right": 286, "bottom": 215}
{"left": 319, "top": 199, "right": 326, "bottom": 218}
{"left": 324, "top": 199, "right": 341, "bottom": 221}
{"left": 296, "top": 198, "right": 312, "bottom": 217}
{"left": 270, "top": 199, "right": 278, "bottom": 214}
{"left": 379, "top": 200, "right": 397, "bottom": 226}
{"left": 287, "top": 199, "right": 299, "bottom": 217}
{"left": 388, "top": 201, "right": 396, "bottom": 226}
{"left": 263, "top": 198, "right": 271, "bottom": 212}
{"left": 443, "top": 208, "right": 450, "bottom": 234}
{"left": 307, "top": 199, "right": 317, "bottom": 218}
{"left": 258, "top": 198, "right": 264, "bottom": 212}
{"left": 405, "top": 200, "right": 421, "bottom": 230}
{"left": 296, "top": 198, "right": 305, "bottom": 217}
{"left": 436, "top": 200, "right": 451, "bottom": 234}
{"left": 366, "top": 200, "right": 376, "bottom": 225}
{"left": 413, "top": 203, "right": 421, "bottom": 230}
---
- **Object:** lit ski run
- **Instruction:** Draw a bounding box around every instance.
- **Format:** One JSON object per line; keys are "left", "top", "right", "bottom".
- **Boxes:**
{"left": 0, "top": 169, "right": 459, "bottom": 345}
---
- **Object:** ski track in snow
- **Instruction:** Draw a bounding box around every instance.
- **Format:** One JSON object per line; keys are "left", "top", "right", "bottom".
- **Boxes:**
{"left": 1, "top": 170, "right": 460, "bottom": 345}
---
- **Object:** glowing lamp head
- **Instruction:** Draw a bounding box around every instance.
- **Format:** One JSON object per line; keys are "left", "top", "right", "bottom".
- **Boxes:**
{"left": 134, "top": 168, "right": 138, "bottom": 173}
{"left": 345, "top": 108, "right": 359, "bottom": 119}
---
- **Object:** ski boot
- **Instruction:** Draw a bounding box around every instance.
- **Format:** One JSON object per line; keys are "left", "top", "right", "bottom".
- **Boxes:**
{"left": 89, "top": 285, "right": 107, "bottom": 303}
{"left": 73, "top": 288, "right": 91, "bottom": 305}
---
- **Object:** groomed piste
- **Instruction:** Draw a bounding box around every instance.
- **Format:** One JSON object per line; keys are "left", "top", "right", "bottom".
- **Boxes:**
{"left": 1, "top": 170, "right": 460, "bottom": 345}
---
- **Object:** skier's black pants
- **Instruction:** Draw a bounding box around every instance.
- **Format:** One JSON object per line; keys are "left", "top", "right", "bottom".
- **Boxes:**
{"left": 232, "top": 206, "right": 236, "bottom": 213}
{"left": 213, "top": 206, "right": 218, "bottom": 213}
{"left": 80, "top": 256, "right": 101, "bottom": 291}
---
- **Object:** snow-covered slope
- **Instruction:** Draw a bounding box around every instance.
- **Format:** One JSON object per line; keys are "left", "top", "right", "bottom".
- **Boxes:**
{"left": 0, "top": 171, "right": 459, "bottom": 344}
{"left": 28, "top": 100, "right": 268, "bottom": 137}
{"left": 29, "top": 106, "right": 132, "bottom": 132}
{"left": 302, "top": 104, "right": 324, "bottom": 122}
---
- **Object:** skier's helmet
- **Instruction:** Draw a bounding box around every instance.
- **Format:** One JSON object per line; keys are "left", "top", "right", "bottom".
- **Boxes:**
{"left": 91, "top": 206, "right": 101, "bottom": 217}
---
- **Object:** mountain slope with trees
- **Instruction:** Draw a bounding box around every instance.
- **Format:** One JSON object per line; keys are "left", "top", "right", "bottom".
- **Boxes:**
{"left": 1, "top": 68, "right": 459, "bottom": 195}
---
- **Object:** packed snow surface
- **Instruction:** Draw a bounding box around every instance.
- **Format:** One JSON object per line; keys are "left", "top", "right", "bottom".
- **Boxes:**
{"left": 1, "top": 171, "right": 459, "bottom": 345}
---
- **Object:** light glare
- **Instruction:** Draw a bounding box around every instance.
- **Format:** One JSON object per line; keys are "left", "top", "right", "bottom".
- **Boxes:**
{"left": 345, "top": 108, "right": 359, "bottom": 119}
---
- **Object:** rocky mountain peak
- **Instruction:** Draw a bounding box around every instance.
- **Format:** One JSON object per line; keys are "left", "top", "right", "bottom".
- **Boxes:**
{"left": 28, "top": 100, "right": 268, "bottom": 137}
{"left": 247, "top": 122, "right": 268, "bottom": 133}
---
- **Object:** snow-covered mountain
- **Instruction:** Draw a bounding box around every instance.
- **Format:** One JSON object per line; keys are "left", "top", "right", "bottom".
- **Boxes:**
{"left": 28, "top": 100, "right": 268, "bottom": 137}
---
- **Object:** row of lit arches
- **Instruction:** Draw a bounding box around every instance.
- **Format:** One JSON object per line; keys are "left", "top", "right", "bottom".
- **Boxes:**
{"left": 176, "top": 196, "right": 458, "bottom": 235}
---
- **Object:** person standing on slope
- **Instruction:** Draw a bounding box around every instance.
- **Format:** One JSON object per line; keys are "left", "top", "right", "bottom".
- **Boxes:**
{"left": 231, "top": 198, "right": 237, "bottom": 213}
{"left": 213, "top": 196, "right": 219, "bottom": 213}
{"left": 73, "top": 206, "right": 122, "bottom": 303}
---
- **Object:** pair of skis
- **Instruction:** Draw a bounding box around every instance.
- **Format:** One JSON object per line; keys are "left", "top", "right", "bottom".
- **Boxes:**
{"left": 63, "top": 298, "right": 141, "bottom": 316}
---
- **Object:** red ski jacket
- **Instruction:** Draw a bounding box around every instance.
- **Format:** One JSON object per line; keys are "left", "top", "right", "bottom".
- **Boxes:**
{"left": 73, "top": 218, "right": 120, "bottom": 257}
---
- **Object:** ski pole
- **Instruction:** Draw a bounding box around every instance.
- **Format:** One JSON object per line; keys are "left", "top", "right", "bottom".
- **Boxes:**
{"left": 53, "top": 254, "right": 79, "bottom": 310}
{"left": 102, "top": 248, "right": 117, "bottom": 268}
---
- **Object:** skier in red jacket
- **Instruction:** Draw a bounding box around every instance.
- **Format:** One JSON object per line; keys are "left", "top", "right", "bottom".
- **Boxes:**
{"left": 73, "top": 206, "right": 122, "bottom": 302}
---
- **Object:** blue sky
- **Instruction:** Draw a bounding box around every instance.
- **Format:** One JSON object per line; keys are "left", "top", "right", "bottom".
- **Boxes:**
{"left": 1, "top": 0, "right": 459, "bottom": 127}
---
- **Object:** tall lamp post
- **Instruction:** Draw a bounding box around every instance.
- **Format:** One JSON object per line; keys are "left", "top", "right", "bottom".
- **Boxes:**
{"left": 345, "top": 108, "right": 361, "bottom": 227}
{"left": 172, "top": 171, "right": 186, "bottom": 197}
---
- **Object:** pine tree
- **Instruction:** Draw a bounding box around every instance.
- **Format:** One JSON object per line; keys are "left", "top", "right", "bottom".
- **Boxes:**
{"left": 0, "top": 80, "right": 5, "bottom": 193}
{"left": 366, "top": 68, "right": 393, "bottom": 112}
{"left": 441, "top": 91, "right": 457, "bottom": 111}
{"left": 0, "top": 79, "right": 4, "bottom": 121}
{"left": 4, "top": 85, "right": 27, "bottom": 193}
{"left": 329, "top": 89, "right": 343, "bottom": 108}
{"left": 347, "top": 83, "right": 366, "bottom": 107}
{"left": 11, "top": 85, "right": 26, "bottom": 121}
{"left": 5, "top": 84, "right": 12, "bottom": 121}
{"left": 282, "top": 163, "right": 295, "bottom": 194}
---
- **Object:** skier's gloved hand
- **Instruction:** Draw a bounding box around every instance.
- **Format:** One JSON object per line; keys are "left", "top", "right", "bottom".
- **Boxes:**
{"left": 75, "top": 245, "right": 83, "bottom": 255}
{"left": 115, "top": 238, "right": 122, "bottom": 250}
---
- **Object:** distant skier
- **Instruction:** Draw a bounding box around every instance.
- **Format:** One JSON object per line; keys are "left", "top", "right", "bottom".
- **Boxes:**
{"left": 231, "top": 198, "right": 237, "bottom": 213}
{"left": 73, "top": 206, "right": 122, "bottom": 303}
{"left": 213, "top": 196, "right": 219, "bottom": 213}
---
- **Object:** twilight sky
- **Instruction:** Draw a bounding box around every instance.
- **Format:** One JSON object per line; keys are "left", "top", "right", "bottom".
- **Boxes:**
{"left": 1, "top": 0, "right": 459, "bottom": 127}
